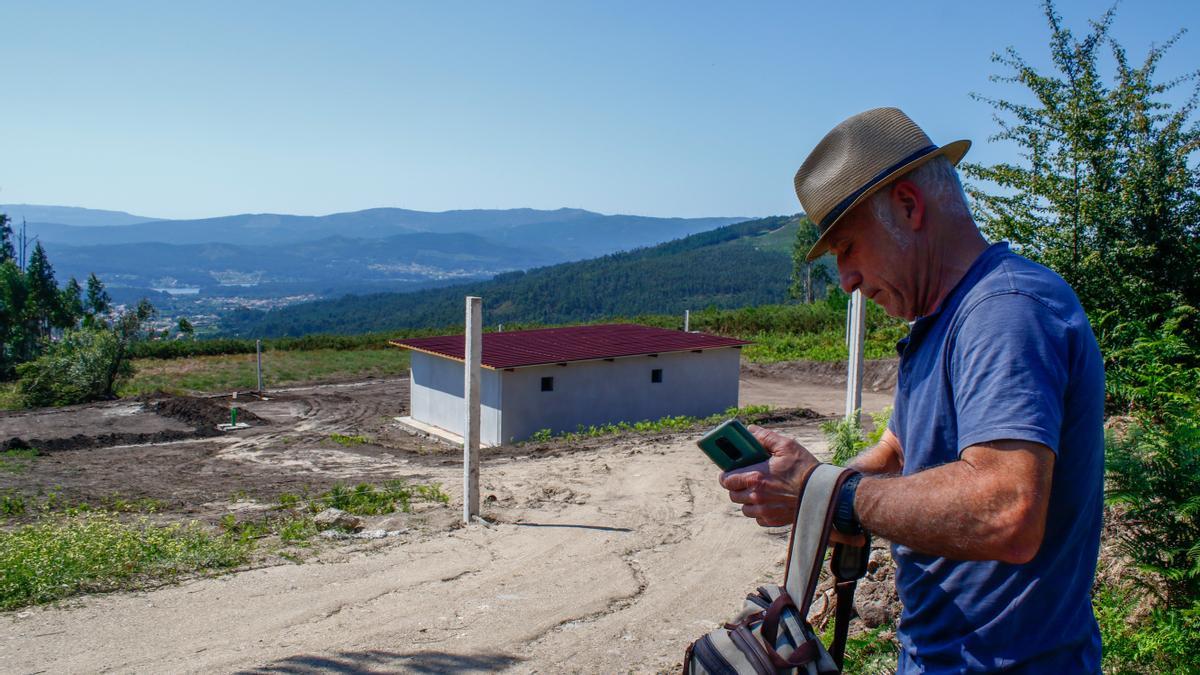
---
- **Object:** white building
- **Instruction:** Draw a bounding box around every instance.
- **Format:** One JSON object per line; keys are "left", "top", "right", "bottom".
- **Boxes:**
{"left": 390, "top": 324, "right": 750, "bottom": 445}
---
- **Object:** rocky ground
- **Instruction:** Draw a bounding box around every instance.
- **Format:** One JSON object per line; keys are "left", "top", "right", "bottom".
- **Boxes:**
{"left": 0, "top": 361, "right": 900, "bottom": 674}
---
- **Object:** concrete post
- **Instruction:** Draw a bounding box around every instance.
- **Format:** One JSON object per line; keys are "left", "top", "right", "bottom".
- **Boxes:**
{"left": 684, "top": 309, "right": 690, "bottom": 332}
{"left": 463, "top": 296, "right": 482, "bottom": 523}
{"left": 845, "top": 290, "right": 866, "bottom": 422}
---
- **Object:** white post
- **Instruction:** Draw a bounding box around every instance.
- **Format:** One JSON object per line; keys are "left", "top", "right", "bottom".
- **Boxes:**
{"left": 684, "top": 309, "right": 690, "bottom": 332}
{"left": 463, "top": 296, "right": 482, "bottom": 523}
{"left": 255, "top": 339, "right": 264, "bottom": 393}
{"left": 845, "top": 290, "right": 866, "bottom": 421}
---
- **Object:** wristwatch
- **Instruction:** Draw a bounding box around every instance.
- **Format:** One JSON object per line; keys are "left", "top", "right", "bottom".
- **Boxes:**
{"left": 833, "top": 471, "right": 864, "bottom": 535}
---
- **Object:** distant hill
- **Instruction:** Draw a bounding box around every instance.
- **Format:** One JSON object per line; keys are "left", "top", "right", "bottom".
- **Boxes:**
{"left": 15, "top": 205, "right": 748, "bottom": 301}
{"left": 23, "top": 207, "right": 744, "bottom": 251}
{"left": 0, "top": 204, "right": 160, "bottom": 227}
{"left": 43, "top": 231, "right": 557, "bottom": 295}
{"left": 220, "top": 215, "right": 809, "bottom": 337}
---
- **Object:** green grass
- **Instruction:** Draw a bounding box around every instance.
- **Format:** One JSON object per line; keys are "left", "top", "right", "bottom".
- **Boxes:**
{"left": 1094, "top": 583, "right": 1200, "bottom": 673}
{"left": 117, "top": 347, "right": 411, "bottom": 396}
{"left": 529, "top": 405, "right": 774, "bottom": 443}
{"left": 0, "top": 448, "right": 39, "bottom": 474}
{"left": 316, "top": 480, "right": 450, "bottom": 516}
{"left": 0, "top": 512, "right": 250, "bottom": 611}
{"left": 0, "top": 381, "right": 20, "bottom": 410}
{"left": 330, "top": 433, "right": 369, "bottom": 447}
{"left": 742, "top": 328, "right": 906, "bottom": 363}
{"left": 824, "top": 623, "right": 899, "bottom": 674}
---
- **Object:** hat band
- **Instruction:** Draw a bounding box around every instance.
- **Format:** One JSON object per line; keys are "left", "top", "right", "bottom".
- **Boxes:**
{"left": 818, "top": 144, "right": 937, "bottom": 232}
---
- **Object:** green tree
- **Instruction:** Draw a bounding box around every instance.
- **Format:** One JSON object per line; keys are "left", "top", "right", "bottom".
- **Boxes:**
{"left": 790, "top": 216, "right": 835, "bottom": 304}
{"left": 57, "top": 277, "right": 84, "bottom": 330}
{"left": 176, "top": 317, "right": 195, "bottom": 339}
{"left": 24, "top": 242, "right": 60, "bottom": 339}
{"left": 84, "top": 273, "right": 111, "bottom": 328}
{"left": 0, "top": 214, "right": 14, "bottom": 264}
{"left": 0, "top": 260, "right": 37, "bottom": 372}
{"left": 963, "top": 1, "right": 1200, "bottom": 324}
{"left": 103, "top": 299, "right": 155, "bottom": 397}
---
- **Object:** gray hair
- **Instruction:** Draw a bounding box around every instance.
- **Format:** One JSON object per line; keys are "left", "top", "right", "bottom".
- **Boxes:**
{"left": 865, "top": 155, "right": 972, "bottom": 247}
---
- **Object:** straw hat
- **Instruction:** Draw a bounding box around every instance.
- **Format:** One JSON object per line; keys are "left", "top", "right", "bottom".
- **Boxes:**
{"left": 794, "top": 107, "right": 970, "bottom": 261}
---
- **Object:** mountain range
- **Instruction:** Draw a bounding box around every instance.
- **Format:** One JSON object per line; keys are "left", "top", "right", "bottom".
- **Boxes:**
{"left": 0, "top": 204, "right": 747, "bottom": 300}
{"left": 220, "top": 215, "right": 809, "bottom": 337}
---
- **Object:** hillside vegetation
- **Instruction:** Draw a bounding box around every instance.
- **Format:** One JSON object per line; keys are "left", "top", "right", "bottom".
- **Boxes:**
{"left": 220, "top": 215, "right": 817, "bottom": 337}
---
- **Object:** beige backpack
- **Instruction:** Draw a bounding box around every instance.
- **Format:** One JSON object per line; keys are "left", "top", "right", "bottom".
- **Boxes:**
{"left": 683, "top": 464, "right": 870, "bottom": 674}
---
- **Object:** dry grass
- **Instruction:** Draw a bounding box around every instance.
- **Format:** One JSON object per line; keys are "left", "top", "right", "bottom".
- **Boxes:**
{"left": 120, "top": 348, "right": 411, "bottom": 396}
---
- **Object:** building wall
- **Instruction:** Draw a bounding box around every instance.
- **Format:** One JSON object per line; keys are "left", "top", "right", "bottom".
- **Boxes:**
{"left": 498, "top": 348, "right": 741, "bottom": 443}
{"left": 409, "top": 351, "right": 503, "bottom": 445}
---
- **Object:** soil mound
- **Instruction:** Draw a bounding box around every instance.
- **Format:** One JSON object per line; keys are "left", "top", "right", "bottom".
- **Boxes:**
{"left": 152, "top": 395, "right": 264, "bottom": 430}
{"left": 2, "top": 429, "right": 205, "bottom": 453}
{"left": 0, "top": 395, "right": 268, "bottom": 454}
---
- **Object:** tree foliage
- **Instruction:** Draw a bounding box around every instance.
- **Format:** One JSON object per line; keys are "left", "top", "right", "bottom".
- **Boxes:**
{"left": 963, "top": 1, "right": 1200, "bottom": 323}
{"left": 84, "top": 272, "right": 112, "bottom": 328}
{"left": 789, "top": 217, "right": 835, "bottom": 304}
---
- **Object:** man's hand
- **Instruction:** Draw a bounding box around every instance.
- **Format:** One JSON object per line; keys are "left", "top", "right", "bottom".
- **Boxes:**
{"left": 718, "top": 425, "right": 820, "bottom": 527}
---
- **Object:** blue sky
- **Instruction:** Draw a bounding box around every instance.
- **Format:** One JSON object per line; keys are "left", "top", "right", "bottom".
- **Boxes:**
{"left": 2, "top": 1, "right": 1198, "bottom": 220}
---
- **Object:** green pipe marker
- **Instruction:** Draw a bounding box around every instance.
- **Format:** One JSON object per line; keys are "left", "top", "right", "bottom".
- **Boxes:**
{"left": 231, "top": 406, "right": 238, "bottom": 426}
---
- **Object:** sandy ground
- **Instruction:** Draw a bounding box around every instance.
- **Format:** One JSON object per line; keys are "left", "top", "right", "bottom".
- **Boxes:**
{"left": 1, "top": 362, "right": 895, "bottom": 674}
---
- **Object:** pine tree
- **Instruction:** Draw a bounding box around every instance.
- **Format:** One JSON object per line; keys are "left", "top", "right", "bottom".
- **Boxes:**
{"left": 790, "top": 216, "right": 834, "bottom": 303}
{"left": 57, "top": 277, "right": 84, "bottom": 330}
{"left": 24, "top": 243, "right": 60, "bottom": 339}
{"left": 84, "top": 273, "right": 112, "bottom": 328}
{"left": 0, "top": 260, "right": 35, "bottom": 372}
{"left": 0, "top": 214, "right": 14, "bottom": 264}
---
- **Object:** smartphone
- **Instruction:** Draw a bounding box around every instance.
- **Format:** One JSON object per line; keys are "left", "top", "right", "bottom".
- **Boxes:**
{"left": 697, "top": 419, "right": 771, "bottom": 471}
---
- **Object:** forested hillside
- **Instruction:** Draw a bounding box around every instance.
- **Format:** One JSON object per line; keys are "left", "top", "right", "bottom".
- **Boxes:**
{"left": 220, "top": 215, "right": 807, "bottom": 337}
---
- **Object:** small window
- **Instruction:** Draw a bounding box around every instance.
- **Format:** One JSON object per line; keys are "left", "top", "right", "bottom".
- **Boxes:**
{"left": 541, "top": 376, "right": 554, "bottom": 392}
{"left": 651, "top": 368, "right": 663, "bottom": 383}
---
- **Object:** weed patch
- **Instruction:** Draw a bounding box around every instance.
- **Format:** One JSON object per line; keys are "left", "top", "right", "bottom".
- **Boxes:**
{"left": 317, "top": 480, "right": 449, "bottom": 516}
{"left": 0, "top": 448, "right": 39, "bottom": 474}
{"left": 330, "top": 433, "right": 368, "bottom": 447}
{"left": 0, "top": 513, "right": 250, "bottom": 611}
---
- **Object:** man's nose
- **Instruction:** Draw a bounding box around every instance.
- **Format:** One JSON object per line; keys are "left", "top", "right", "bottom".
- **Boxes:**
{"left": 839, "top": 268, "right": 862, "bottom": 294}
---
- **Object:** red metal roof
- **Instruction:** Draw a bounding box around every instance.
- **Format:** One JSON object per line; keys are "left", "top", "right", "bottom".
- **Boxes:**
{"left": 389, "top": 323, "right": 751, "bottom": 370}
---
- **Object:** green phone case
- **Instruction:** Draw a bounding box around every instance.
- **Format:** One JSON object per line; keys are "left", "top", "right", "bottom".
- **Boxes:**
{"left": 697, "top": 419, "right": 771, "bottom": 471}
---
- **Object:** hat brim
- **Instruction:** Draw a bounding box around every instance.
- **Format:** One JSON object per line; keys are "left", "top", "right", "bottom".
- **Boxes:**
{"left": 804, "top": 139, "right": 971, "bottom": 262}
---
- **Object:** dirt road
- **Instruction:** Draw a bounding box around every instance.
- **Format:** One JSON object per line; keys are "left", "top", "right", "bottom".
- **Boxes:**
{"left": 1, "top": 363, "right": 894, "bottom": 674}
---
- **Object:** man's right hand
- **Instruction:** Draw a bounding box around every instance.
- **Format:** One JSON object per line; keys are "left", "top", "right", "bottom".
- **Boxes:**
{"left": 718, "top": 425, "right": 820, "bottom": 527}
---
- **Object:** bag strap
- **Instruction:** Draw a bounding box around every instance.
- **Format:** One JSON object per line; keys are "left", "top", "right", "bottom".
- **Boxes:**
{"left": 782, "top": 463, "right": 851, "bottom": 612}
{"left": 781, "top": 463, "right": 869, "bottom": 670}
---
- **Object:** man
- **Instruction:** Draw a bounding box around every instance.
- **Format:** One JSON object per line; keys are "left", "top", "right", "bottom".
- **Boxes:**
{"left": 720, "top": 108, "right": 1104, "bottom": 672}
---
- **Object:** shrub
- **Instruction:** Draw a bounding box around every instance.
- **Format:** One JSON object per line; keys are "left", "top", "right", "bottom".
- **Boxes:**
{"left": 1098, "top": 307, "right": 1200, "bottom": 420}
{"left": 822, "top": 408, "right": 892, "bottom": 466}
{"left": 1094, "top": 584, "right": 1200, "bottom": 673}
{"left": 318, "top": 480, "right": 449, "bottom": 516}
{"left": 15, "top": 329, "right": 124, "bottom": 407}
{"left": 1105, "top": 415, "right": 1200, "bottom": 609}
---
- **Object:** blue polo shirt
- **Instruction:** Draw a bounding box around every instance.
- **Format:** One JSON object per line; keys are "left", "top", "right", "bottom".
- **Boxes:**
{"left": 888, "top": 242, "right": 1104, "bottom": 673}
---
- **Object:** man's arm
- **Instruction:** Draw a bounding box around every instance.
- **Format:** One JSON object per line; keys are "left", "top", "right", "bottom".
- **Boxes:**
{"left": 721, "top": 429, "right": 1054, "bottom": 564}
{"left": 847, "top": 427, "right": 904, "bottom": 475}
{"left": 854, "top": 440, "right": 1054, "bottom": 563}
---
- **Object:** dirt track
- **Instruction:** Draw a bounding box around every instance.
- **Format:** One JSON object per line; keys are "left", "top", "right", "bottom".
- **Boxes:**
{"left": 1, "top": 362, "right": 895, "bottom": 674}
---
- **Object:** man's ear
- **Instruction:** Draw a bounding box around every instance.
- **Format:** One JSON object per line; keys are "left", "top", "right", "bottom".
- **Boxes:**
{"left": 891, "top": 180, "right": 925, "bottom": 231}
